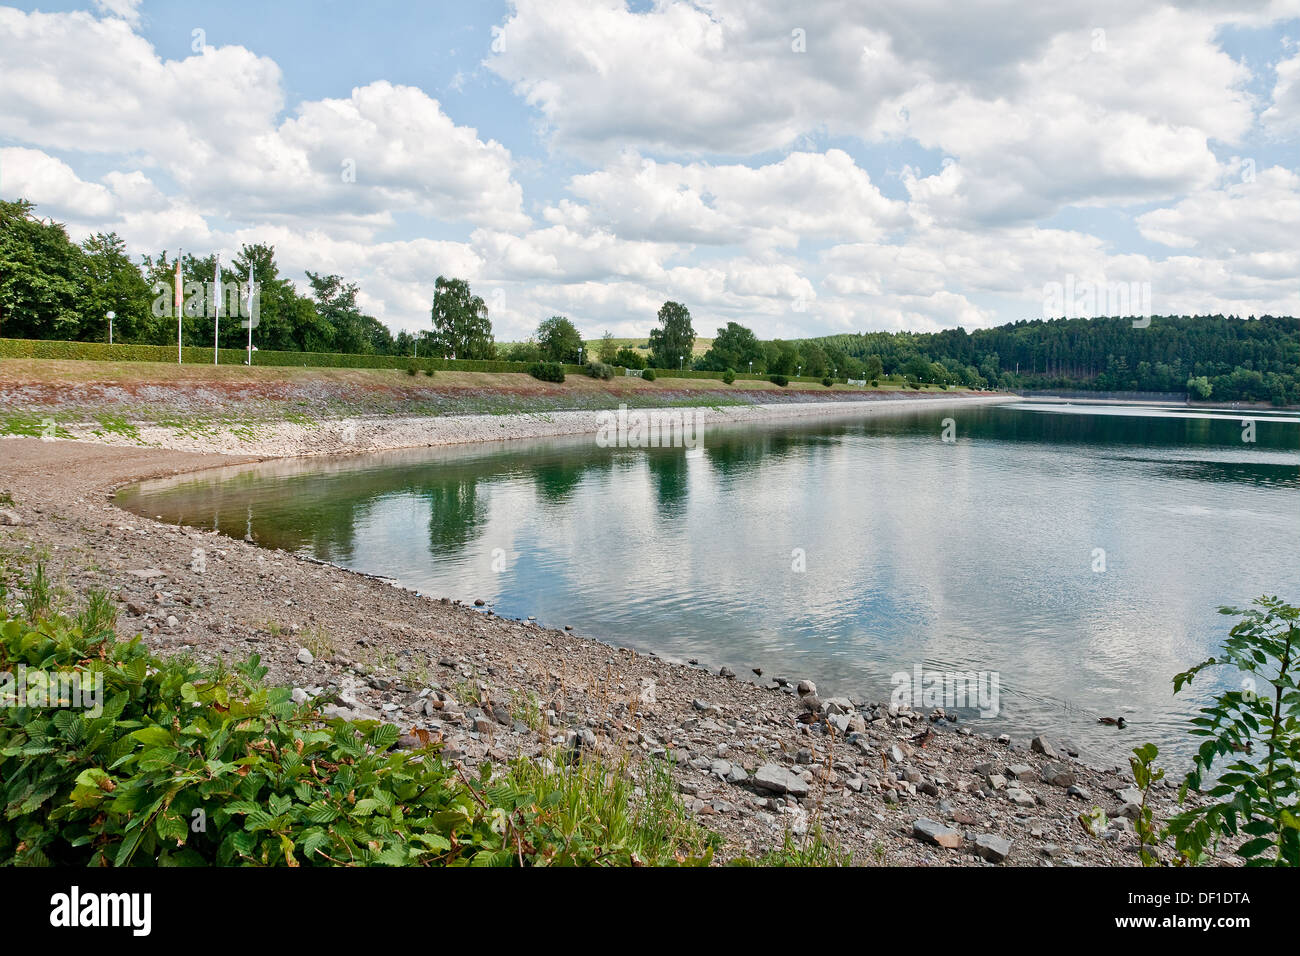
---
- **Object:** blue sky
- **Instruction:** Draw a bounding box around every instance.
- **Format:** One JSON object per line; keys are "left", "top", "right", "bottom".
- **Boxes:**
{"left": 2, "top": 0, "right": 1298, "bottom": 341}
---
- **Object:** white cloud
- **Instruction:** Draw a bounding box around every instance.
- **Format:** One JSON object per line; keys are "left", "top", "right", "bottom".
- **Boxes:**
{"left": 548, "top": 150, "right": 907, "bottom": 248}
{"left": 1262, "top": 47, "right": 1300, "bottom": 136}
{"left": 0, "top": 9, "right": 527, "bottom": 231}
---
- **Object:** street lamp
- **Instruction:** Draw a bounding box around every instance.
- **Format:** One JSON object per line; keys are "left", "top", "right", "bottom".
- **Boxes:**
{"left": 748, "top": 360, "right": 753, "bottom": 376}
{"left": 578, "top": 346, "right": 583, "bottom": 365}
{"left": 106, "top": 311, "right": 115, "bottom": 345}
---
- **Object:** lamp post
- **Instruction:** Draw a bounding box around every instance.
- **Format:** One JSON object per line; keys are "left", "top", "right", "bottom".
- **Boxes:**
{"left": 106, "top": 311, "right": 115, "bottom": 345}
{"left": 748, "top": 360, "right": 753, "bottom": 376}
{"left": 578, "top": 346, "right": 583, "bottom": 365}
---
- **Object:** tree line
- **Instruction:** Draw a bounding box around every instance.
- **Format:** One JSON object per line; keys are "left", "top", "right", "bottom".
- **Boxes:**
{"left": 2, "top": 198, "right": 1296, "bottom": 402}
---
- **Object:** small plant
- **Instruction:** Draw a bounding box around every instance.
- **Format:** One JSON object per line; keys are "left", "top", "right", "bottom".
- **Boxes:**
{"left": 641, "top": 368, "right": 656, "bottom": 382}
{"left": 769, "top": 374, "right": 788, "bottom": 387}
{"left": 1130, "top": 743, "right": 1165, "bottom": 866}
{"left": 722, "top": 368, "right": 736, "bottom": 385}
{"left": 510, "top": 689, "right": 543, "bottom": 732}
{"left": 822, "top": 377, "right": 833, "bottom": 387}
{"left": 75, "top": 588, "right": 117, "bottom": 641}
{"left": 20, "top": 560, "right": 53, "bottom": 623}
{"left": 1167, "top": 596, "right": 1299, "bottom": 866}
{"left": 737, "top": 824, "right": 852, "bottom": 867}
{"left": 406, "top": 361, "right": 418, "bottom": 376}
{"left": 870, "top": 379, "right": 879, "bottom": 387}
{"left": 585, "top": 361, "right": 614, "bottom": 380}
{"left": 528, "top": 362, "right": 566, "bottom": 383}
{"left": 302, "top": 626, "right": 336, "bottom": 662}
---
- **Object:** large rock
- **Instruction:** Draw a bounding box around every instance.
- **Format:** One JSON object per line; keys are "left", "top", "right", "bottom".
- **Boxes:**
{"left": 0, "top": 509, "right": 22, "bottom": 526}
{"left": 1030, "top": 735, "right": 1057, "bottom": 759}
{"left": 974, "top": 833, "right": 1012, "bottom": 863}
{"left": 753, "top": 764, "right": 810, "bottom": 797}
{"left": 1006, "top": 787, "right": 1037, "bottom": 808}
{"left": 1040, "top": 763, "right": 1077, "bottom": 787}
{"left": 913, "top": 818, "right": 962, "bottom": 849}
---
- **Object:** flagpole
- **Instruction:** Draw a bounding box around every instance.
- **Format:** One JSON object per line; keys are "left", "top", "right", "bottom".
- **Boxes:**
{"left": 213, "top": 255, "right": 221, "bottom": 365}
{"left": 175, "top": 249, "right": 183, "bottom": 365}
{"left": 246, "top": 263, "right": 255, "bottom": 366}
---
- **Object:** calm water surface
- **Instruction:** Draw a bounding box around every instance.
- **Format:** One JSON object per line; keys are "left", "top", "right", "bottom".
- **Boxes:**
{"left": 118, "top": 401, "right": 1300, "bottom": 766}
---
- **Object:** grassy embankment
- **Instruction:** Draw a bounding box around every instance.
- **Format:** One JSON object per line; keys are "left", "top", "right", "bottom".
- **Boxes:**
{"left": 0, "top": 357, "right": 968, "bottom": 440}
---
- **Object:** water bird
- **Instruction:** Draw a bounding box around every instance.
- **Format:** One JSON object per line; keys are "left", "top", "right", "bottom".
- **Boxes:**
{"left": 1097, "top": 716, "right": 1127, "bottom": 728}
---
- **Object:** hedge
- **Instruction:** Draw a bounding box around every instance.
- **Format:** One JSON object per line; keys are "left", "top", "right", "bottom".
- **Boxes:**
{"left": 0, "top": 337, "right": 535, "bottom": 375}
{"left": 0, "top": 337, "right": 862, "bottom": 386}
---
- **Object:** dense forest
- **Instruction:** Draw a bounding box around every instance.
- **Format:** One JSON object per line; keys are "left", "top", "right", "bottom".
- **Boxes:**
{"left": 810, "top": 315, "right": 1300, "bottom": 404}
{"left": 2, "top": 197, "right": 1297, "bottom": 404}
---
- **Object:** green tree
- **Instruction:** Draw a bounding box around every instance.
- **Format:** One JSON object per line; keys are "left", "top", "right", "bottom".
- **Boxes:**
{"left": 430, "top": 276, "right": 494, "bottom": 359}
{"left": 648, "top": 301, "right": 695, "bottom": 369}
{"left": 307, "top": 272, "right": 371, "bottom": 354}
{"left": 596, "top": 331, "right": 619, "bottom": 364}
{"left": 700, "top": 321, "right": 764, "bottom": 372}
{"left": 78, "top": 232, "right": 152, "bottom": 343}
{"left": 0, "top": 199, "right": 85, "bottom": 339}
{"left": 1187, "top": 375, "right": 1213, "bottom": 400}
{"left": 536, "top": 315, "right": 583, "bottom": 363}
{"left": 863, "top": 355, "right": 884, "bottom": 381}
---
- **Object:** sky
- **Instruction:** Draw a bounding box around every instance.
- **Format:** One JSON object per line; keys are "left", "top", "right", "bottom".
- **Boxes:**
{"left": 1, "top": 0, "right": 1298, "bottom": 342}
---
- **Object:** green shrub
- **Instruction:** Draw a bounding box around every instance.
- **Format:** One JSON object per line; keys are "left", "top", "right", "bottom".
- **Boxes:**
{"left": 822, "top": 377, "right": 833, "bottom": 387}
{"left": 406, "top": 361, "right": 418, "bottom": 376}
{"left": 0, "top": 575, "right": 712, "bottom": 867}
{"left": 870, "top": 379, "right": 879, "bottom": 387}
{"left": 585, "top": 361, "right": 614, "bottom": 381}
{"left": 424, "top": 368, "right": 435, "bottom": 377}
{"left": 722, "top": 369, "right": 736, "bottom": 385}
{"left": 613, "top": 347, "right": 646, "bottom": 370}
{"left": 769, "top": 374, "right": 788, "bottom": 387}
{"left": 528, "top": 362, "right": 565, "bottom": 383}
{"left": 641, "top": 368, "right": 656, "bottom": 382}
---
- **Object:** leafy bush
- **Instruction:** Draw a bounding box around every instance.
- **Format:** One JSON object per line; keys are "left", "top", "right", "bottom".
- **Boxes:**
{"left": 722, "top": 369, "right": 736, "bottom": 385}
{"left": 585, "top": 361, "right": 614, "bottom": 381}
{"left": 1166, "top": 597, "right": 1300, "bottom": 866}
{"left": 614, "top": 347, "right": 647, "bottom": 370}
{"left": 822, "top": 377, "right": 833, "bottom": 387}
{"left": 641, "top": 368, "right": 656, "bottom": 382}
{"left": 406, "top": 361, "right": 418, "bottom": 376}
{"left": 0, "top": 572, "right": 712, "bottom": 867}
{"left": 527, "top": 362, "right": 566, "bottom": 383}
{"left": 870, "top": 379, "right": 879, "bottom": 387}
{"left": 769, "top": 374, "right": 788, "bottom": 387}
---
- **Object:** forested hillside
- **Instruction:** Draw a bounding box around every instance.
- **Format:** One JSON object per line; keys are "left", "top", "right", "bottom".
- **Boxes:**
{"left": 812, "top": 315, "right": 1300, "bottom": 404}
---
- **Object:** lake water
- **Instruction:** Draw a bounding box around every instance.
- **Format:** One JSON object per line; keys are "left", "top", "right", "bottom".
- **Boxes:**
{"left": 117, "top": 401, "right": 1300, "bottom": 767}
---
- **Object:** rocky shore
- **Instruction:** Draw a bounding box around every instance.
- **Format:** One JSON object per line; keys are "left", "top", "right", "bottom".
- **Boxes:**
{"left": 35, "top": 392, "right": 1013, "bottom": 458}
{"left": 0, "top": 401, "right": 1234, "bottom": 866}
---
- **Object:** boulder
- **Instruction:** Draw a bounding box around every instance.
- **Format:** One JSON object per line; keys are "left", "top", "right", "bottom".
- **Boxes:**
{"left": 913, "top": 818, "right": 962, "bottom": 849}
